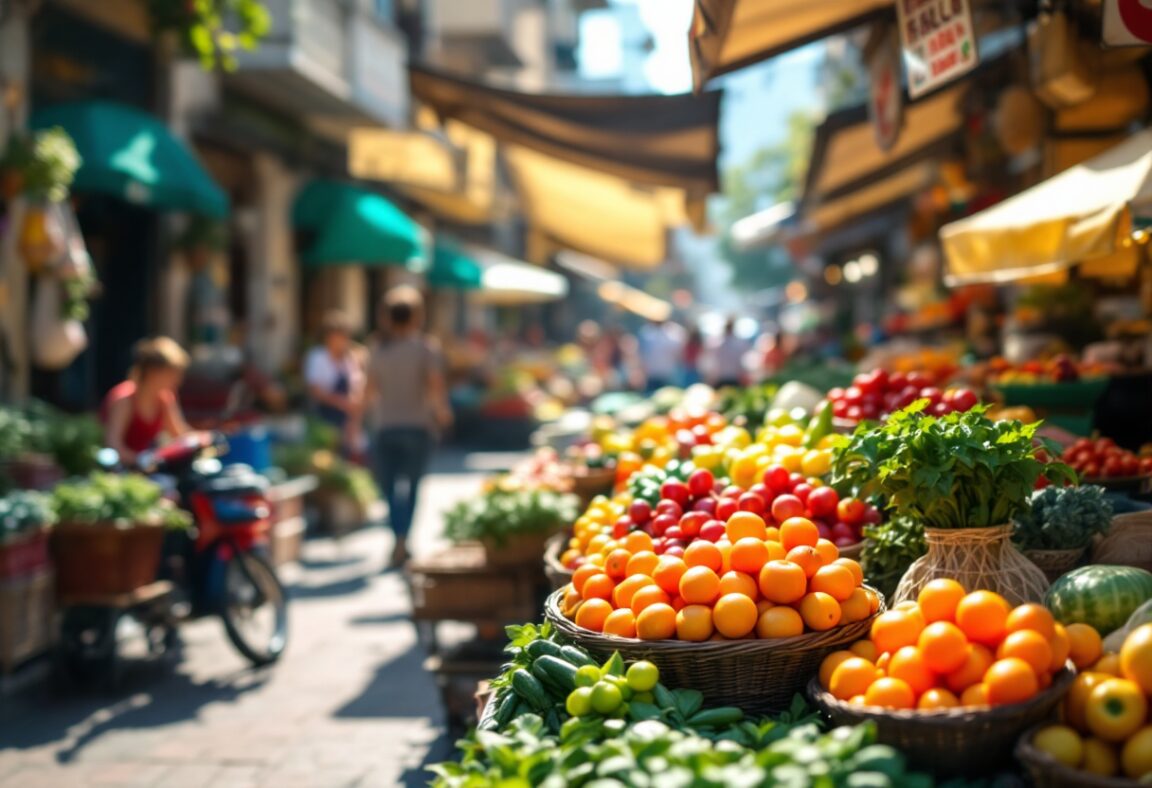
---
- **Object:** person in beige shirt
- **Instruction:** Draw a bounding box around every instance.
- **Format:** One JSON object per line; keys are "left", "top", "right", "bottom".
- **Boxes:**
{"left": 365, "top": 287, "right": 452, "bottom": 568}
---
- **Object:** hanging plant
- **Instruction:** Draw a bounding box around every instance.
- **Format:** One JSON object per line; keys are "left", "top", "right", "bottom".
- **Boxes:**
{"left": 21, "top": 127, "right": 81, "bottom": 203}
{"left": 148, "top": 0, "right": 272, "bottom": 71}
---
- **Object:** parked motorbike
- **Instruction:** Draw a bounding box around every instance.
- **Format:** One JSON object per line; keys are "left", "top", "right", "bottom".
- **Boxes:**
{"left": 60, "top": 432, "right": 288, "bottom": 678}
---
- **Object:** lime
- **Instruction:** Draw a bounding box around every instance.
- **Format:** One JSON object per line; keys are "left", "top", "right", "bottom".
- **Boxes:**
{"left": 566, "top": 686, "right": 594, "bottom": 717}
{"left": 626, "top": 661, "right": 660, "bottom": 692}
{"left": 575, "top": 665, "right": 602, "bottom": 688}
{"left": 590, "top": 681, "right": 623, "bottom": 715}
{"left": 604, "top": 674, "right": 633, "bottom": 701}
{"left": 633, "top": 691, "right": 655, "bottom": 705}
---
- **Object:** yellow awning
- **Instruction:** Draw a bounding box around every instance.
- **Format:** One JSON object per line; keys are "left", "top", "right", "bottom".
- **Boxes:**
{"left": 596, "top": 281, "right": 673, "bottom": 322}
{"left": 941, "top": 128, "right": 1152, "bottom": 285}
{"left": 808, "top": 163, "right": 936, "bottom": 231}
{"left": 690, "top": 0, "right": 892, "bottom": 90}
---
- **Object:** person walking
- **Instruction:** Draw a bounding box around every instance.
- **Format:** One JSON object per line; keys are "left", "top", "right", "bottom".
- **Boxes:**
{"left": 682, "top": 324, "right": 704, "bottom": 386}
{"left": 703, "top": 317, "right": 748, "bottom": 389}
{"left": 637, "top": 318, "right": 685, "bottom": 393}
{"left": 304, "top": 310, "right": 365, "bottom": 454}
{"left": 365, "top": 287, "right": 451, "bottom": 569}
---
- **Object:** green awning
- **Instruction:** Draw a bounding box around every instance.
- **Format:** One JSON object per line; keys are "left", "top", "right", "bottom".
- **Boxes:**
{"left": 428, "top": 240, "right": 482, "bottom": 289}
{"left": 30, "top": 101, "right": 227, "bottom": 218}
{"left": 292, "top": 180, "right": 425, "bottom": 269}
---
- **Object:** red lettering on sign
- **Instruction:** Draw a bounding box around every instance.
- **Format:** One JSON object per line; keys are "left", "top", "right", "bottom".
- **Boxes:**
{"left": 1119, "top": 0, "right": 1152, "bottom": 43}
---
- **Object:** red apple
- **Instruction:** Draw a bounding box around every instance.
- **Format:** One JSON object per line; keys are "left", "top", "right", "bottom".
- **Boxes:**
{"left": 664, "top": 526, "right": 684, "bottom": 541}
{"left": 651, "top": 514, "right": 676, "bottom": 537}
{"left": 664, "top": 545, "right": 685, "bottom": 558}
{"left": 692, "top": 497, "right": 717, "bottom": 515}
{"left": 836, "top": 497, "right": 866, "bottom": 526}
{"left": 680, "top": 511, "right": 708, "bottom": 538}
{"left": 863, "top": 505, "right": 883, "bottom": 525}
{"left": 715, "top": 497, "right": 738, "bottom": 521}
{"left": 660, "top": 480, "right": 691, "bottom": 507}
{"left": 763, "top": 465, "right": 791, "bottom": 494}
{"left": 655, "top": 500, "right": 683, "bottom": 519}
{"left": 699, "top": 521, "right": 727, "bottom": 542}
{"left": 792, "top": 484, "right": 813, "bottom": 505}
{"left": 815, "top": 523, "right": 834, "bottom": 541}
{"left": 629, "top": 500, "right": 652, "bottom": 524}
{"left": 738, "top": 492, "right": 766, "bottom": 516}
{"left": 613, "top": 518, "right": 631, "bottom": 539}
{"left": 831, "top": 522, "right": 857, "bottom": 543}
{"left": 687, "top": 468, "right": 715, "bottom": 498}
{"left": 771, "top": 495, "right": 806, "bottom": 523}
{"left": 807, "top": 487, "right": 840, "bottom": 518}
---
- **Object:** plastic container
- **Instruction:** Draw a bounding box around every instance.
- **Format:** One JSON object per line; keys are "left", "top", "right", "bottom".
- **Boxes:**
{"left": 223, "top": 425, "right": 271, "bottom": 472}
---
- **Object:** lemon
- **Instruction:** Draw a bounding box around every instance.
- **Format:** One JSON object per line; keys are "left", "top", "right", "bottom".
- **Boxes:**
{"left": 1122, "top": 726, "right": 1152, "bottom": 780}
{"left": 1033, "top": 725, "right": 1084, "bottom": 768}
{"left": 1082, "top": 737, "right": 1119, "bottom": 777}
{"left": 801, "top": 449, "right": 832, "bottom": 477}
{"left": 776, "top": 424, "right": 805, "bottom": 447}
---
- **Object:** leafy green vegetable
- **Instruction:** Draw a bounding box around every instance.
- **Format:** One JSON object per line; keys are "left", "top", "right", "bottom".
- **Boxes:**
{"left": 832, "top": 402, "right": 1075, "bottom": 530}
{"left": 861, "top": 515, "right": 927, "bottom": 601}
{"left": 0, "top": 491, "right": 55, "bottom": 541}
{"left": 444, "top": 489, "right": 579, "bottom": 546}
{"left": 51, "top": 473, "right": 191, "bottom": 530}
{"left": 1013, "top": 484, "right": 1113, "bottom": 551}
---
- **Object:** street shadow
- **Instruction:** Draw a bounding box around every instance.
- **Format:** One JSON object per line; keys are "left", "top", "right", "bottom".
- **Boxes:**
{"left": 398, "top": 728, "right": 456, "bottom": 788}
{"left": 332, "top": 644, "right": 440, "bottom": 720}
{"left": 348, "top": 611, "right": 411, "bottom": 627}
{"left": 297, "top": 554, "right": 365, "bottom": 570}
{"left": 287, "top": 573, "right": 371, "bottom": 599}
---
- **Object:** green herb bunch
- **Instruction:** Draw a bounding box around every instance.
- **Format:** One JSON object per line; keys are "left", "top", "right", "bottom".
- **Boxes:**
{"left": 0, "top": 491, "right": 55, "bottom": 541}
{"left": 51, "top": 473, "right": 191, "bottom": 530}
{"left": 861, "top": 515, "right": 927, "bottom": 601}
{"left": 22, "top": 128, "right": 81, "bottom": 203}
{"left": 318, "top": 465, "right": 379, "bottom": 509}
{"left": 1013, "top": 484, "right": 1113, "bottom": 551}
{"left": 831, "top": 401, "right": 1076, "bottom": 530}
{"left": 443, "top": 489, "right": 580, "bottom": 546}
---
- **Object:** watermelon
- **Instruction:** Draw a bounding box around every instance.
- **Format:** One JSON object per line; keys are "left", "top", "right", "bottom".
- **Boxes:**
{"left": 1045, "top": 565, "right": 1152, "bottom": 635}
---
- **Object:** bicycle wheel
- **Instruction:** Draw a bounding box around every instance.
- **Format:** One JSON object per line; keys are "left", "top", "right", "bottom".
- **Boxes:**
{"left": 220, "top": 551, "right": 288, "bottom": 666}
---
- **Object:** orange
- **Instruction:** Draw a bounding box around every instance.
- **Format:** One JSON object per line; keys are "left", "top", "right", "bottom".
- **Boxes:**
{"left": 756, "top": 598, "right": 774, "bottom": 616}
{"left": 764, "top": 526, "right": 781, "bottom": 542}
{"left": 894, "top": 601, "right": 927, "bottom": 631}
{"left": 683, "top": 541, "right": 723, "bottom": 572}
{"left": 582, "top": 573, "right": 616, "bottom": 602}
{"left": 623, "top": 531, "right": 654, "bottom": 554}
{"left": 764, "top": 541, "right": 787, "bottom": 562}
{"left": 1066, "top": 623, "right": 1104, "bottom": 670}
{"left": 572, "top": 565, "right": 601, "bottom": 596}
{"left": 918, "top": 621, "right": 969, "bottom": 674}
{"left": 945, "top": 644, "right": 995, "bottom": 694}
{"left": 779, "top": 517, "right": 819, "bottom": 550}
{"left": 1120, "top": 623, "right": 1152, "bottom": 694}
{"left": 630, "top": 584, "right": 672, "bottom": 615}
{"left": 613, "top": 574, "right": 655, "bottom": 609}
{"left": 679, "top": 566, "right": 721, "bottom": 605}
{"left": 602, "top": 608, "right": 637, "bottom": 638}
{"left": 849, "top": 695, "right": 868, "bottom": 706}
{"left": 625, "top": 551, "right": 659, "bottom": 578}
{"left": 716, "top": 540, "right": 733, "bottom": 574}
{"left": 730, "top": 538, "right": 770, "bottom": 575}
{"left": 786, "top": 546, "right": 823, "bottom": 578}
{"left": 670, "top": 595, "right": 687, "bottom": 612}
{"left": 917, "top": 578, "right": 966, "bottom": 623}
{"left": 871, "top": 610, "right": 924, "bottom": 656}
{"left": 864, "top": 677, "right": 916, "bottom": 709}
{"left": 757, "top": 606, "right": 804, "bottom": 639}
{"left": 829, "top": 657, "right": 878, "bottom": 700}
{"left": 876, "top": 652, "right": 891, "bottom": 673}
{"left": 955, "top": 591, "right": 1011, "bottom": 646}
{"left": 839, "top": 588, "right": 873, "bottom": 623}
{"left": 866, "top": 588, "right": 882, "bottom": 614}
{"left": 799, "top": 591, "right": 842, "bottom": 631}
{"left": 1093, "top": 654, "right": 1121, "bottom": 677}
{"left": 718, "top": 570, "right": 759, "bottom": 600}
{"left": 1048, "top": 623, "right": 1072, "bottom": 673}
{"left": 810, "top": 565, "right": 856, "bottom": 602}
{"left": 888, "top": 646, "right": 935, "bottom": 695}
{"left": 676, "top": 604, "right": 715, "bottom": 641}
{"left": 604, "top": 548, "right": 633, "bottom": 580}
{"left": 758, "top": 560, "right": 807, "bottom": 604}
{"left": 1006, "top": 603, "right": 1057, "bottom": 640}
{"left": 562, "top": 584, "right": 582, "bottom": 617}
{"left": 918, "top": 688, "right": 961, "bottom": 710}
{"left": 960, "top": 682, "right": 990, "bottom": 707}
{"left": 575, "top": 598, "right": 613, "bottom": 632}
{"left": 726, "top": 511, "right": 767, "bottom": 541}
{"left": 652, "top": 556, "right": 688, "bottom": 596}
{"left": 997, "top": 630, "right": 1054, "bottom": 676}
{"left": 636, "top": 603, "right": 677, "bottom": 640}
{"left": 984, "top": 657, "right": 1039, "bottom": 706}
{"left": 713, "top": 593, "right": 759, "bottom": 638}
{"left": 820, "top": 650, "right": 856, "bottom": 688}
{"left": 850, "top": 639, "right": 878, "bottom": 663}
{"left": 833, "top": 558, "right": 864, "bottom": 586}
{"left": 814, "top": 539, "right": 839, "bottom": 565}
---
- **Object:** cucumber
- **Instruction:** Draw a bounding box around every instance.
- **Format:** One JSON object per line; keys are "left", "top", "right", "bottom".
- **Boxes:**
{"left": 532, "top": 656, "right": 579, "bottom": 693}
{"left": 559, "top": 645, "right": 597, "bottom": 667}
{"left": 511, "top": 669, "right": 550, "bottom": 711}
{"left": 490, "top": 691, "right": 516, "bottom": 729}
{"left": 524, "top": 639, "right": 564, "bottom": 660}
{"left": 686, "top": 707, "right": 745, "bottom": 728}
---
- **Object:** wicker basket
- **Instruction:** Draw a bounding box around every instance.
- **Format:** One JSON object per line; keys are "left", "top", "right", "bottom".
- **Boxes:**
{"left": 808, "top": 668, "right": 1075, "bottom": 777}
{"left": 837, "top": 540, "right": 864, "bottom": 561}
{"left": 1015, "top": 723, "right": 1136, "bottom": 787}
{"left": 50, "top": 522, "right": 165, "bottom": 598}
{"left": 543, "top": 534, "right": 573, "bottom": 591}
{"left": 570, "top": 468, "right": 617, "bottom": 507}
{"left": 545, "top": 588, "right": 884, "bottom": 716}
{"left": 1025, "top": 546, "right": 1086, "bottom": 583}
{"left": 1093, "top": 512, "right": 1152, "bottom": 571}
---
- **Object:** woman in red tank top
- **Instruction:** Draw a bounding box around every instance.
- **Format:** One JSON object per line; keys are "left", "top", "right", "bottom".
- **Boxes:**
{"left": 102, "top": 337, "right": 191, "bottom": 463}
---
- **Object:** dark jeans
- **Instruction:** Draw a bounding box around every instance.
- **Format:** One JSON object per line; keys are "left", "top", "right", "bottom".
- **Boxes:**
{"left": 373, "top": 427, "right": 432, "bottom": 541}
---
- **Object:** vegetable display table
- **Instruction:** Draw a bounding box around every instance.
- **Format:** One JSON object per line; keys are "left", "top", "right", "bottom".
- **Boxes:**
{"left": 265, "top": 475, "right": 317, "bottom": 567}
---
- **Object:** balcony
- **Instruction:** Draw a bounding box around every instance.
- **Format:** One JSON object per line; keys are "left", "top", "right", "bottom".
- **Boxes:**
{"left": 229, "top": 0, "right": 409, "bottom": 127}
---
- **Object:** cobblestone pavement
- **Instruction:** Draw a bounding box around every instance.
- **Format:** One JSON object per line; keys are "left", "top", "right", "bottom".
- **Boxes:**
{"left": 0, "top": 452, "right": 511, "bottom": 787}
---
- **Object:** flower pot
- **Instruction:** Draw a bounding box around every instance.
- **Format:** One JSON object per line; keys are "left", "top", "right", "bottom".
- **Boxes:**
{"left": 894, "top": 525, "right": 1050, "bottom": 605}
{"left": 18, "top": 202, "right": 66, "bottom": 274}
{"left": 0, "top": 453, "right": 64, "bottom": 491}
{"left": 50, "top": 522, "right": 164, "bottom": 598}
{"left": 0, "top": 529, "right": 51, "bottom": 581}
{"left": 1024, "top": 546, "right": 1086, "bottom": 584}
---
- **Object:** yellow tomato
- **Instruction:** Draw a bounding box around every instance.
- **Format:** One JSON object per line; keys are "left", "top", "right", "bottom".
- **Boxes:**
{"left": 1082, "top": 738, "right": 1119, "bottom": 777}
{"left": 1032, "top": 725, "right": 1084, "bottom": 768}
{"left": 801, "top": 449, "right": 832, "bottom": 477}
{"left": 1121, "top": 726, "right": 1152, "bottom": 780}
{"left": 1120, "top": 624, "right": 1152, "bottom": 695}
{"left": 1086, "top": 679, "right": 1149, "bottom": 743}
{"left": 775, "top": 424, "right": 804, "bottom": 447}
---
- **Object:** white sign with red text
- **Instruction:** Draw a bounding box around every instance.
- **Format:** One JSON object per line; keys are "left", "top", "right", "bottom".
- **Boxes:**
{"left": 1103, "top": 0, "right": 1152, "bottom": 46}
{"left": 896, "top": 0, "right": 979, "bottom": 98}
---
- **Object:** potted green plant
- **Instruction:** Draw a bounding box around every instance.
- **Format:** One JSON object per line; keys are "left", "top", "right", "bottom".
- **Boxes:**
{"left": 0, "top": 406, "right": 62, "bottom": 492}
{"left": 1014, "top": 484, "right": 1112, "bottom": 582}
{"left": 49, "top": 473, "right": 192, "bottom": 597}
{"left": 17, "top": 127, "right": 80, "bottom": 274}
{"left": 444, "top": 488, "right": 580, "bottom": 568}
{"left": 0, "top": 490, "right": 55, "bottom": 581}
{"left": 832, "top": 402, "right": 1075, "bottom": 604}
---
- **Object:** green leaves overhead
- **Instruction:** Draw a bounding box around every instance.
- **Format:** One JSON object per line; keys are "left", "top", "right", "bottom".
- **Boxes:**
{"left": 831, "top": 402, "right": 1076, "bottom": 530}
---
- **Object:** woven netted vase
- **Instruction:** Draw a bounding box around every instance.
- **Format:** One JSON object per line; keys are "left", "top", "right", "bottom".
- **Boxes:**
{"left": 894, "top": 525, "right": 1050, "bottom": 605}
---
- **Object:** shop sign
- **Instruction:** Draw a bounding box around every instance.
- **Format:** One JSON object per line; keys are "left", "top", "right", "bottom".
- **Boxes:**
{"left": 1103, "top": 0, "right": 1152, "bottom": 46}
{"left": 896, "top": 0, "right": 979, "bottom": 98}
{"left": 868, "top": 28, "right": 904, "bottom": 152}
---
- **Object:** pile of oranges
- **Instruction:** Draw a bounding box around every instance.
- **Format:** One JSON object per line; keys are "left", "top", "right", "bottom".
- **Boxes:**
{"left": 560, "top": 510, "right": 880, "bottom": 641}
{"left": 819, "top": 581, "right": 1088, "bottom": 710}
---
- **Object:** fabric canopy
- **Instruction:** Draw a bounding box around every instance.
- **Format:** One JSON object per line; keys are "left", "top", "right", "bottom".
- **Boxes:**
{"left": 468, "top": 247, "right": 569, "bottom": 305}
{"left": 596, "top": 280, "right": 673, "bottom": 322}
{"left": 941, "top": 128, "right": 1152, "bottom": 285}
{"left": 31, "top": 100, "right": 227, "bottom": 217}
{"left": 428, "top": 240, "right": 483, "bottom": 289}
{"left": 690, "top": 0, "right": 892, "bottom": 90}
{"left": 410, "top": 63, "right": 721, "bottom": 196}
{"left": 292, "top": 181, "right": 425, "bottom": 269}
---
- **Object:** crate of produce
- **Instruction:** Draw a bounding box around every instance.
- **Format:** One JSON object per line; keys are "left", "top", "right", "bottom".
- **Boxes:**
{"left": 408, "top": 543, "right": 540, "bottom": 623}
{"left": 51, "top": 523, "right": 165, "bottom": 598}
{"left": 0, "top": 569, "right": 56, "bottom": 673}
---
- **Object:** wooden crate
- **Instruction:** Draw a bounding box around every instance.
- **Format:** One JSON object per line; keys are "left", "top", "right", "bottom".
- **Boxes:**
{"left": 0, "top": 570, "right": 56, "bottom": 673}
{"left": 266, "top": 476, "right": 316, "bottom": 567}
{"left": 407, "top": 543, "right": 540, "bottom": 623}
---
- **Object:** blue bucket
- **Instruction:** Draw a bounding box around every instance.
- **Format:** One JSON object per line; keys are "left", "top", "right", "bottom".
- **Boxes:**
{"left": 223, "top": 425, "right": 272, "bottom": 472}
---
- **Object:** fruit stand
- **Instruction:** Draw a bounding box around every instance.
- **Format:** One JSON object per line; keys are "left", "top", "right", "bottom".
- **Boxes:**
{"left": 429, "top": 375, "right": 1152, "bottom": 785}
